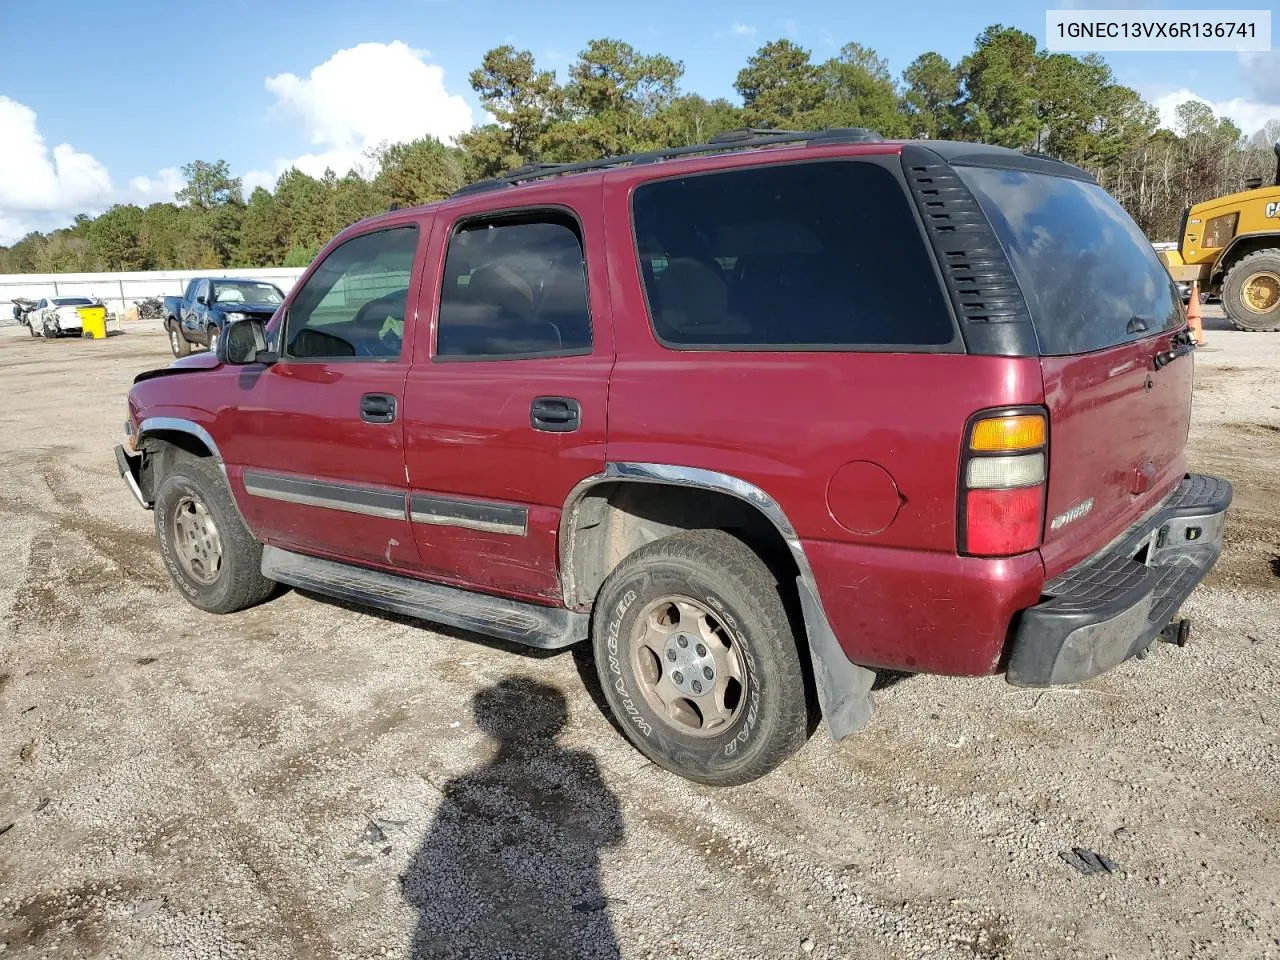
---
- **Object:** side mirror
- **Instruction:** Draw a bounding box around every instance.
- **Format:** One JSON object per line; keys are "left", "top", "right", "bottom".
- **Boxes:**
{"left": 217, "top": 318, "right": 272, "bottom": 365}
{"left": 196, "top": 295, "right": 207, "bottom": 305}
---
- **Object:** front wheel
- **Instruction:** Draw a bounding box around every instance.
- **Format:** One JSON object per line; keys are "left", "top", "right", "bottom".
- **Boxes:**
{"left": 1223, "top": 250, "right": 1280, "bottom": 332}
{"left": 591, "top": 529, "right": 812, "bottom": 786}
{"left": 153, "top": 455, "right": 275, "bottom": 614}
{"left": 206, "top": 324, "right": 220, "bottom": 350}
{"left": 168, "top": 320, "right": 191, "bottom": 357}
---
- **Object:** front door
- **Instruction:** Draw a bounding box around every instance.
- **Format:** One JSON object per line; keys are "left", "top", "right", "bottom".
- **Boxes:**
{"left": 401, "top": 194, "right": 612, "bottom": 603}
{"left": 221, "top": 221, "right": 426, "bottom": 569}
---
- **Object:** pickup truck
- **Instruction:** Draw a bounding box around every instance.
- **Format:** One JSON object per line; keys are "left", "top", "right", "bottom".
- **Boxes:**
{"left": 162, "top": 277, "right": 285, "bottom": 357}
{"left": 117, "top": 129, "right": 1230, "bottom": 786}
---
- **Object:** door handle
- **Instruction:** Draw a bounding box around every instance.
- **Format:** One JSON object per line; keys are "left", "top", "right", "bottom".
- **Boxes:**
{"left": 361, "top": 393, "right": 397, "bottom": 424}
{"left": 530, "top": 396, "right": 580, "bottom": 432}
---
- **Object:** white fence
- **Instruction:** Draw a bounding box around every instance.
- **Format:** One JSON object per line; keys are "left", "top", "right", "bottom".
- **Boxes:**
{"left": 1, "top": 267, "right": 307, "bottom": 323}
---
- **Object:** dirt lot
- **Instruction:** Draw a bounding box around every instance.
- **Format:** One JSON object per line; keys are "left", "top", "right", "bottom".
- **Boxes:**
{"left": 1, "top": 312, "right": 1277, "bottom": 960}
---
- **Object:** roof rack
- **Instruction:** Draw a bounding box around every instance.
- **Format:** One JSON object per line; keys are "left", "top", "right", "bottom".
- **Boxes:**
{"left": 449, "top": 127, "right": 883, "bottom": 198}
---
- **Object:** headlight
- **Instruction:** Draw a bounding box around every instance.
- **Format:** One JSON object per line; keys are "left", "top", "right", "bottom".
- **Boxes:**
{"left": 226, "top": 312, "right": 247, "bottom": 321}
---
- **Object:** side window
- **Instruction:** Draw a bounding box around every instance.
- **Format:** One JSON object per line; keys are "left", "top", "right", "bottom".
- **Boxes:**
{"left": 436, "top": 213, "right": 592, "bottom": 360}
{"left": 284, "top": 226, "right": 419, "bottom": 361}
{"left": 630, "top": 161, "right": 956, "bottom": 349}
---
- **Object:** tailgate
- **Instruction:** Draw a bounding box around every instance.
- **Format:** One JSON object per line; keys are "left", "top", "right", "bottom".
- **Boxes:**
{"left": 953, "top": 164, "right": 1193, "bottom": 579}
{"left": 1039, "top": 335, "right": 1192, "bottom": 577}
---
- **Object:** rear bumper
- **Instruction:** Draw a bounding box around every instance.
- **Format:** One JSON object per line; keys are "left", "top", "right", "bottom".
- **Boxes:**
{"left": 1006, "top": 473, "right": 1231, "bottom": 686}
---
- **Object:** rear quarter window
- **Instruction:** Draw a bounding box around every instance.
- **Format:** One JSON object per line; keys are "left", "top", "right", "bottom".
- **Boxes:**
{"left": 957, "top": 166, "right": 1181, "bottom": 356}
{"left": 630, "top": 160, "right": 957, "bottom": 350}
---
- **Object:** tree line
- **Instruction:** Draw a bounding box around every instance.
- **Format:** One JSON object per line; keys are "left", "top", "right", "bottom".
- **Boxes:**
{"left": 3, "top": 23, "right": 1277, "bottom": 275}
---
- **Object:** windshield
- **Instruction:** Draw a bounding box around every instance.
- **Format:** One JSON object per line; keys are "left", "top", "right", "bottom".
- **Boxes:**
{"left": 52, "top": 297, "right": 94, "bottom": 306}
{"left": 957, "top": 166, "right": 1180, "bottom": 356}
{"left": 212, "top": 281, "right": 284, "bottom": 305}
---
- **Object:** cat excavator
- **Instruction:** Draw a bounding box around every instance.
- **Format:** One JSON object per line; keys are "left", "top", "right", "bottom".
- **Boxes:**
{"left": 1159, "top": 141, "right": 1280, "bottom": 332}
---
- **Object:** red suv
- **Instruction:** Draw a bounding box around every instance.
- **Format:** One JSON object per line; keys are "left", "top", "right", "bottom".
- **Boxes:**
{"left": 115, "top": 129, "right": 1231, "bottom": 785}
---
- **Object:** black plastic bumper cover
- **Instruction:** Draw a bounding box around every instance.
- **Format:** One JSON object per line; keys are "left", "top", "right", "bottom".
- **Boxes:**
{"left": 1006, "top": 474, "right": 1231, "bottom": 686}
{"left": 115, "top": 444, "right": 150, "bottom": 509}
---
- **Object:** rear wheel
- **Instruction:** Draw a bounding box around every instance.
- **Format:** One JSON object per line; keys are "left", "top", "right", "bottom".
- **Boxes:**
{"left": 153, "top": 455, "right": 274, "bottom": 614}
{"left": 1223, "top": 250, "right": 1280, "bottom": 332}
{"left": 591, "top": 529, "right": 811, "bottom": 786}
{"left": 168, "top": 320, "right": 191, "bottom": 357}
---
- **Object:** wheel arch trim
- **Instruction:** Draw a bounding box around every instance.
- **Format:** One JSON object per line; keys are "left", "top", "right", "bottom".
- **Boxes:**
{"left": 138, "top": 417, "right": 223, "bottom": 462}
{"left": 559, "top": 461, "right": 875, "bottom": 739}
{"left": 136, "top": 416, "right": 257, "bottom": 535}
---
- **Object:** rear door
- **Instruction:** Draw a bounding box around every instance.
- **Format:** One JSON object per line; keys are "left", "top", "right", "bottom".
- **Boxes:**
{"left": 957, "top": 165, "right": 1192, "bottom": 577}
{"left": 401, "top": 186, "right": 612, "bottom": 603}
{"left": 219, "top": 222, "right": 426, "bottom": 569}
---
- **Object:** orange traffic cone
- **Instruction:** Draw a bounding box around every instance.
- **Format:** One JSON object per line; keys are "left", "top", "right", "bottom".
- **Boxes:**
{"left": 1187, "top": 280, "right": 1205, "bottom": 346}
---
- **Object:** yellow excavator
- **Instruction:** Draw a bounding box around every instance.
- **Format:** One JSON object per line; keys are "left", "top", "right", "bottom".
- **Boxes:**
{"left": 1159, "top": 141, "right": 1280, "bottom": 332}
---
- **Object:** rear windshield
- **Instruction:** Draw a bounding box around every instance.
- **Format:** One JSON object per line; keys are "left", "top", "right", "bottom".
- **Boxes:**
{"left": 631, "top": 160, "right": 956, "bottom": 350}
{"left": 957, "top": 166, "right": 1180, "bottom": 356}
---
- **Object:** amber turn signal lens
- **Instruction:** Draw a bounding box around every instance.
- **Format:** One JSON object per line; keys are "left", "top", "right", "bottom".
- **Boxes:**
{"left": 970, "top": 414, "right": 1046, "bottom": 452}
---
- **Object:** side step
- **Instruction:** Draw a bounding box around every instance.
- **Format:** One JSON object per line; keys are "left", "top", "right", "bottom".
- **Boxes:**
{"left": 261, "top": 545, "right": 588, "bottom": 649}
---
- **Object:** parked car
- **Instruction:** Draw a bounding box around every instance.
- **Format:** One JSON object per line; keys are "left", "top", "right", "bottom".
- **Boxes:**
{"left": 116, "top": 129, "right": 1231, "bottom": 786}
{"left": 25, "top": 296, "right": 98, "bottom": 338}
{"left": 162, "top": 278, "right": 285, "bottom": 357}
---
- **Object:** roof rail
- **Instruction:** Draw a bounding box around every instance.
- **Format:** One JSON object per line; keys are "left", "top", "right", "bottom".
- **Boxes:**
{"left": 446, "top": 127, "right": 883, "bottom": 198}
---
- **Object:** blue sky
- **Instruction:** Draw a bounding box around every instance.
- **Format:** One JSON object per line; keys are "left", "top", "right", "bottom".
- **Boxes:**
{"left": 1, "top": 0, "right": 1277, "bottom": 244}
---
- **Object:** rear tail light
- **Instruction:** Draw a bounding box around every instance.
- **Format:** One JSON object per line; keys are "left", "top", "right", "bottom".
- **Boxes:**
{"left": 959, "top": 407, "right": 1048, "bottom": 557}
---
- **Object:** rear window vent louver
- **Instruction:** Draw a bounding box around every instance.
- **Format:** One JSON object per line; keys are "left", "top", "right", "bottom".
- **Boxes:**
{"left": 901, "top": 147, "right": 1038, "bottom": 357}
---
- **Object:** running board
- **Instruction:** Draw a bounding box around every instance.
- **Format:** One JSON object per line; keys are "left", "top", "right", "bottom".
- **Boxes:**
{"left": 261, "top": 545, "right": 588, "bottom": 649}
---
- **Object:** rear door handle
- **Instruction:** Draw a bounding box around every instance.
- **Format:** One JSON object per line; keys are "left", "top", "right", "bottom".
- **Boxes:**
{"left": 361, "top": 393, "right": 397, "bottom": 424}
{"left": 531, "top": 396, "right": 580, "bottom": 432}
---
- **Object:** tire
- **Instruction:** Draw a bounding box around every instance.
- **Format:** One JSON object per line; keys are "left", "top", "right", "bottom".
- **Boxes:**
{"left": 27, "top": 320, "right": 38, "bottom": 338}
{"left": 41, "top": 325, "right": 56, "bottom": 340}
{"left": 591, "top": 529, "right": 811, "bottom": 786}
{"left": 168, "top": 320, "right": 191, "bottom": 357}
{"left": 153, "top": 454, "right": 275, "bottom": 614}
{"left": 206, "top": 324, "right": 220, "bottom": 350}
{"left": 1222, "top": 249, "right": 1280, "bottom": 332}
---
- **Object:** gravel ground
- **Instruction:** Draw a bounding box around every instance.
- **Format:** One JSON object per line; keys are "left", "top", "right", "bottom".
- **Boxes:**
{"left": 1, "top": 312, "right": 1277, "bottom": 960}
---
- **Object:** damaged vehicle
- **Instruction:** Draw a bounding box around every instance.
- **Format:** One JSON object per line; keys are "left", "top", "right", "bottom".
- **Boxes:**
{"left": 117, "top": 129, "right": 1231, "bottom": 786}
{"left": 25, "top": 296, "right": 99, "bottom": 338}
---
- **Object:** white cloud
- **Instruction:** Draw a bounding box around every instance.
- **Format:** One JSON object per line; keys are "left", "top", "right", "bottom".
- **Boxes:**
{"left": 731, "top": 22, "right": 756, "bottom": 37}
{"left": 0, "top": 41, "right": 477, "bottom": 245}
{"left": 1149, "top": 86, "right": 1280, "bottom": 139}
{"left": 781, "top": 18, "right": 799, "bottom": 38}
{"left": 0, "top": 96, "right": 194, "bottom": 243}
{"left": 0, "top": 95, "right": 114, "bottom": 242}
{"left": 241, "top": 41, "right": 476, "bottom": 200}
{"left": 263, "top": 41, "right": 473, "bottom": 166}
{"left": 128, "top": 167, "right": 185, "bottom": 203}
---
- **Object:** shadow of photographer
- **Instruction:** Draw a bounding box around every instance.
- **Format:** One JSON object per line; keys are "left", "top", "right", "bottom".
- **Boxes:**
{"left": 403, "top": 676, "right": 625, "bottom": 959}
